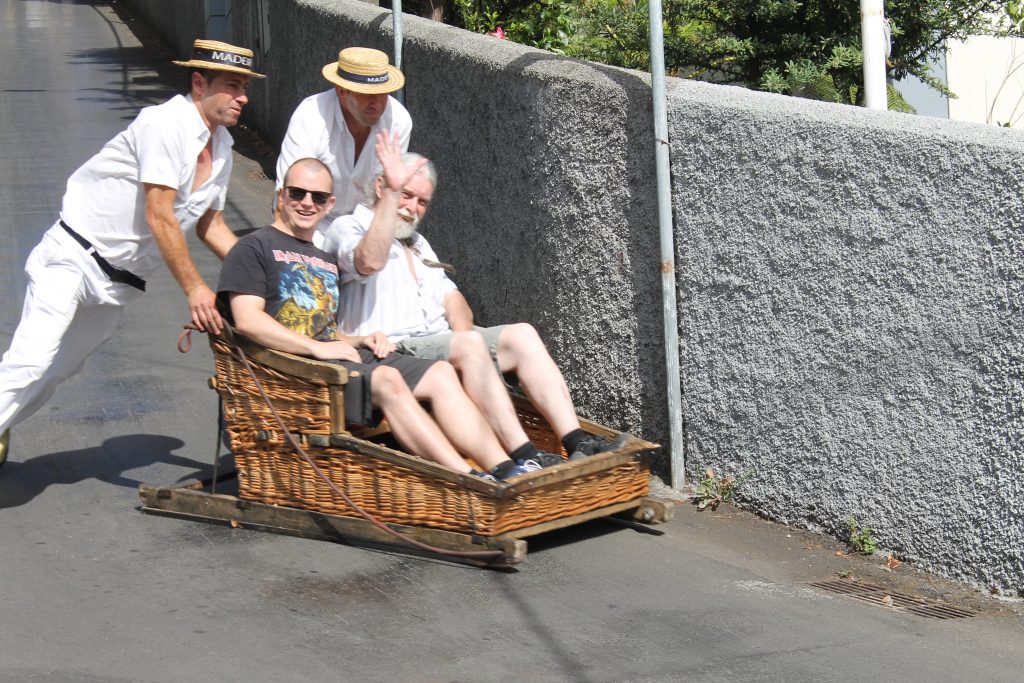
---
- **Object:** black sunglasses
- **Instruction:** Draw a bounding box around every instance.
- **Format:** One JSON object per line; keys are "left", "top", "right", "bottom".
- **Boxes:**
{"left": 285, "top": 186, "right": 330, "bottom": 206}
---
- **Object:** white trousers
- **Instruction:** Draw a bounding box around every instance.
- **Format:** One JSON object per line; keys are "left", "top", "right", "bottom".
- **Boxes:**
{"left": 0, "top": 223, "right": 143, "bottom": 432}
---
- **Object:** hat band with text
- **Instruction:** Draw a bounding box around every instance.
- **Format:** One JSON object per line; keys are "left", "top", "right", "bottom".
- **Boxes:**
{"left": 192, "top": 47, "right": 253, "bottom": 69}
{"left": 337, "top": 68, "right": 389, "bottom": 84}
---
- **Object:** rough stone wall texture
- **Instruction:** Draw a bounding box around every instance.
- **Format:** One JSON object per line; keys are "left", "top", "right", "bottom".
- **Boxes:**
{"left": 671, "top": 83, "right": 1024, "bottom": 597}
{"left": 120, "top": 0, "right": 1024, "bottom": 597}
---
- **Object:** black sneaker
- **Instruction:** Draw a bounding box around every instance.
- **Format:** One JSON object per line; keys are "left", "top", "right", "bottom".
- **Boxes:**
{"left": 568, "top": 433, "right": 629, "bottom": 461}
{"left": 517, "top": 451, "right": 564, "bottom": 468}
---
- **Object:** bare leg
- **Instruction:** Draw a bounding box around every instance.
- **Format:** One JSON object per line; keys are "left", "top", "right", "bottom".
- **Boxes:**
{"left": 495, "top": 323, "right": 581, "bottom": 439}
{"left": 412, "top": 361, "right": 510, "bottom": 472}
{"left": 369, "top": 366, "right": 471, "bottom": 473}
{"left": 445, "top": 331, "right": 533, "bottom": 451}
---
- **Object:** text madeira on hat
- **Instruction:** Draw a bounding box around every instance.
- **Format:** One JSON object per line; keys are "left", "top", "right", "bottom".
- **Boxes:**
{"left": 321, "top": 47, "right": 404, "bottom": 94}
{"left": 173, "top": 39, "right": 266, "bottom": 78}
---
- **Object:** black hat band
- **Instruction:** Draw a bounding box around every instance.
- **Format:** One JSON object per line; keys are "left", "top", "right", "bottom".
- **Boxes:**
{"left": 337, "top": 68, "right": 389, "bottom": 84}
{"left": 192, "top": 47, "right": 253, "bottom": 69}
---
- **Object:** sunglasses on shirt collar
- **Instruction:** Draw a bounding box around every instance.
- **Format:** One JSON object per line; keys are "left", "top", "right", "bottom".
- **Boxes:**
{"left": 285, "top": 186, "right": 331, "bottom": 206}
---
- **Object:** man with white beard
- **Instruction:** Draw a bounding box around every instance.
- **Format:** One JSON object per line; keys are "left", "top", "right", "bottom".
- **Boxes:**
{"left": 320, "top": 132, "right": 625, "bottom": 468}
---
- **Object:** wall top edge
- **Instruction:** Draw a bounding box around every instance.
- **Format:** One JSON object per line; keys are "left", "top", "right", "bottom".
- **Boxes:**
{"left": 302, "top": 0, "right": 1024, "bottom": 150}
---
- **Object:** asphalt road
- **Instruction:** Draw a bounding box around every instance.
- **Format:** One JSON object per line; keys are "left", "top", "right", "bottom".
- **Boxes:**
{"left": 1, "top": 2, "right": 1022, "bottom": 682}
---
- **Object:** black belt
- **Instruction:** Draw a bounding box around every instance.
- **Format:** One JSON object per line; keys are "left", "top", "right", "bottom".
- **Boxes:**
{"left": 59, "top": 220, "right": 146, "bottom": 292}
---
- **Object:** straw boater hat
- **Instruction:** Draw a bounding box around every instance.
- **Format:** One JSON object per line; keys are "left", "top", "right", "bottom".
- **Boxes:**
{"left": 173, "top": 39, "right": 266, "bottom": 78}
{"left": 322, "top": 47, "right": 404, "bottom": 93}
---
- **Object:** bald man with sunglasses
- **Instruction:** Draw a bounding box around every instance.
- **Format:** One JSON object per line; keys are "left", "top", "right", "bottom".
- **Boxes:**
{"left": 218, "top": 158, "right": 537, "bottom": 481}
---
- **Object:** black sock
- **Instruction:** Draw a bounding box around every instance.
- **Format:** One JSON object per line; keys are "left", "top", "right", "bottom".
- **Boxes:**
{"left": 509, "top": 441, "right": 539, "bottom": 464}
{"left": 561, "top": 428, "right": 588, "bottom": 454}
{"left": 489, "top": 460, "right": 517, "bottom": 480}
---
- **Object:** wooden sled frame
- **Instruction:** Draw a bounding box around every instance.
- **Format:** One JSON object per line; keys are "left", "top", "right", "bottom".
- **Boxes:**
{"left": 139, "top": 474, "right": 674, "bottom": 568}
{"left": 138, "top": 328, "right": 672, "bottom": 566}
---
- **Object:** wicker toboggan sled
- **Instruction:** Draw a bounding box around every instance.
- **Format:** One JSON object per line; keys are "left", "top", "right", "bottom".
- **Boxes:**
{"left": 139, "top": 328, "right": 671, "bottom": 566}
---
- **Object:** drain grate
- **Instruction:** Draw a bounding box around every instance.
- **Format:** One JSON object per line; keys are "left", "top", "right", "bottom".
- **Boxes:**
{"left": 809, "top": 579, "right": 977, "bottom": 619}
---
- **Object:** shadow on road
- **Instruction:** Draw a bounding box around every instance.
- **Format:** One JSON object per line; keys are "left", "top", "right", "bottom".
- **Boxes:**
{"left": 0, "top": 433, "right": 210, "bottom": 509}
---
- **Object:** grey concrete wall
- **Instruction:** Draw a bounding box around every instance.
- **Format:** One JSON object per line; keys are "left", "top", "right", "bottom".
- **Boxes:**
{"left": 671, "top": 84, "right": 1024, "bottom": 597}
{"left": 119, "top": 0, "right": 1024, "bottom": 597}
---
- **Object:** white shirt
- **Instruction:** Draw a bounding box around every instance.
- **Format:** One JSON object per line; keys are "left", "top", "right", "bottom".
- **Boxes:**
{"left": 323, "top": 204, "right": 457, "bottom": 340}
{"left": 275, "top": 90, "right": 412, "bottom": 225}
{"left": 60, "top": 94, "right": 233, "bottom": 279}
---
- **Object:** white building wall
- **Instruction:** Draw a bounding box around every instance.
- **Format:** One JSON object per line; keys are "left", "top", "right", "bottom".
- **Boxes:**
{"left": 946, "top": 35, "right": 1024, "bottom": 126}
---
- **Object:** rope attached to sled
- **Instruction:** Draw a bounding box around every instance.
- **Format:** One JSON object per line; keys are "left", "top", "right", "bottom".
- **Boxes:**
{"left": 180, "top": 324, "right": 505, "bottom": 562}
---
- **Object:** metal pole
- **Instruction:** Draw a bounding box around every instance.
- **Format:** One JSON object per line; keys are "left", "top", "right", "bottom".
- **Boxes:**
{"left": 648, "top": 0, "right": 685, "bottom": 489}
{"left": 860, "top": 0, "right": 887, "bottom": 110}
{"left": 392, "top": 0, "right": 405, "bottom": 105}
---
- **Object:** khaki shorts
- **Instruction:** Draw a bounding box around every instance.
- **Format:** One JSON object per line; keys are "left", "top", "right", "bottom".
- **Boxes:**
{"left": 395, "top": 325, "right": 516, "bottom": 387}
{"left": 394, "top": 325, "right": 507, "bottom": 362}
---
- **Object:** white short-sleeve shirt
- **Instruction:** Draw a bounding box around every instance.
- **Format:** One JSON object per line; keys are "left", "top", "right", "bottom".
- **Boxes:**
{"left": 59, "top": 94, "right": 233, "bottom": 279}
{"left": 322, "top": 204, "right": 457, "bottom": 341}
{"left": 275, "top": 90, "right": 412, "bottom": 226}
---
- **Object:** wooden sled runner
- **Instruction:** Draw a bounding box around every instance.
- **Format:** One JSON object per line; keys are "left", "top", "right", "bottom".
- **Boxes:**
{"left": 139, "top": 329, "right": 671, "bottom": 567}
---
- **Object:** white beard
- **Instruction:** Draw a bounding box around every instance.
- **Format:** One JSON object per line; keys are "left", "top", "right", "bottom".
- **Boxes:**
{"left": 394, "top": 209, "right": 419, "bottom": 240}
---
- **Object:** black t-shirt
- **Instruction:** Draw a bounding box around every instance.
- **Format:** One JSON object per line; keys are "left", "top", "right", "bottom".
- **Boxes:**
{"left": 217, "top": 226, "right": 340, "bottom": 342}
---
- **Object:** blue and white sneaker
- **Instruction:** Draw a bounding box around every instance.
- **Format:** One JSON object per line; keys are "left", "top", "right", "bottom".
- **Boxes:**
{"left": 501, "top": 463, "right": 535, "bottom": 479}
{"left": 470, "top": 469, "right": 497, "bottom": 482}
{"left": 512, "top": 459, "right": 544, "bottom": 474}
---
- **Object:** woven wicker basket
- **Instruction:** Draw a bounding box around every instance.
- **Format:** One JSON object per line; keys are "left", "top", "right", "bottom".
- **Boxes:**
{"left": 210, "top": 334, "right": 655, "bottom": 536}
